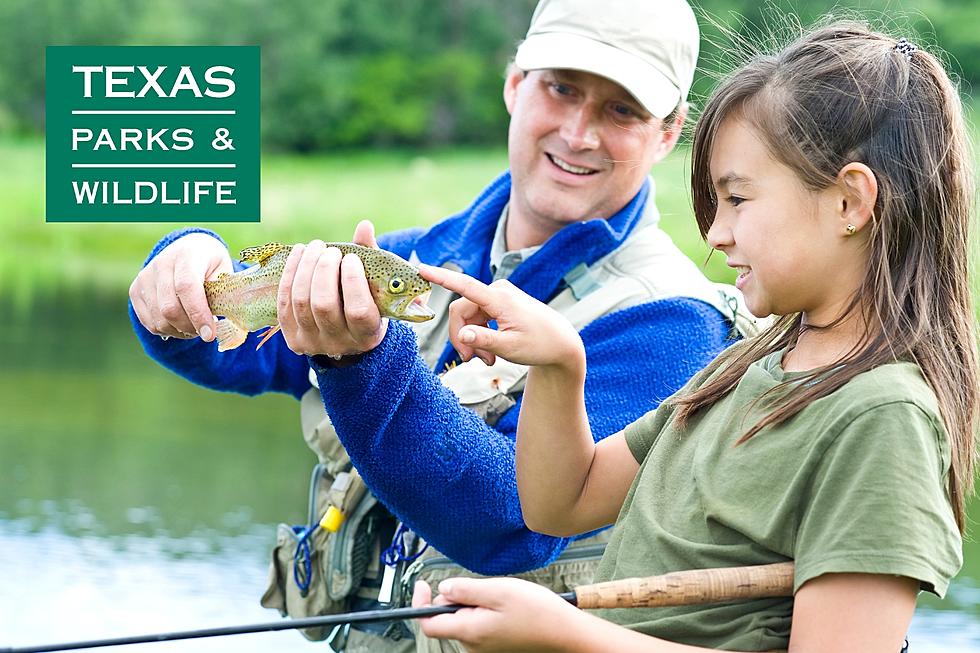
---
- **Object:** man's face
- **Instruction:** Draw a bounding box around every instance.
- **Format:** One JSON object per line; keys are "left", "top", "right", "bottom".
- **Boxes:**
{"left": 503, "top": 68, "right": 681, "bottom": 239}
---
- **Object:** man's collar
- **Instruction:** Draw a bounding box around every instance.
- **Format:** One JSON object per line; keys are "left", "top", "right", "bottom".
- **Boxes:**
{"left": 410, "top": 170, "right": 655, "bottom": 302}
{"left": 489, "top": 203, "right": 544, "bottom": 281}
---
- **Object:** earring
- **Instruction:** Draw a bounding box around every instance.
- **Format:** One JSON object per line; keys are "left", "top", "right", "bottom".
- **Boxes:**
{"left": 845, "top": 223, "right": 856, "bottom": 236}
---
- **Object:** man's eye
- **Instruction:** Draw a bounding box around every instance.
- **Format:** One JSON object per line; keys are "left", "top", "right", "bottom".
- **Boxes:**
{"left": 611, "top": 103, "right": 636, "bottom": 117}
{"left": 551, "top": 82, "right": 573, "bottom": 96}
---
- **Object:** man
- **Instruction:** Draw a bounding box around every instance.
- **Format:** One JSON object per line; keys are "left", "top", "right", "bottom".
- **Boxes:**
{"left": 130, "top": 0, "right": 757, "bottom": 650}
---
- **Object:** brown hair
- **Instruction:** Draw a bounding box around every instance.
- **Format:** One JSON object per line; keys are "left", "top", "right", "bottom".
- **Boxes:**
{"left": 676, "top": 21, "right": 979, "bottom": 531}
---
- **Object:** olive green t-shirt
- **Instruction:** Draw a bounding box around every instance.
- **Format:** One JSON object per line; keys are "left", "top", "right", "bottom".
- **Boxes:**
{"left": 592, "top": 350, "right": 961, "bottom": 651}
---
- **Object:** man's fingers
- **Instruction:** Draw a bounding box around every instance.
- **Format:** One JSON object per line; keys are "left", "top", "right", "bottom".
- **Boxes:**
{"left": 139, "top": 281, "right": 168, "bottom": 335}
{"left": 418, "top": 264, "right": 498, "bottom": 313}
{"left": 173, "top": 254, "right": 216, "bottom": 341}
{"left": 277, "top": 244, "right": 304, "bottom": 332}
{"left": 309, "top": 247, "right": 345, "bottom": 332}
{"left": 291, "top": 241, "right": 325, "bottom": 330}
{"left": 129, "top": 279, "right": 156, "bottom": 334}
{"left": 152, "top": 275, "right": 197, "bottom": 337}
{"left": 352, "top": 220, "right": 379, "bottom": 249}
{"left": 340, "top": 253, "right": 382, "bottom": 337}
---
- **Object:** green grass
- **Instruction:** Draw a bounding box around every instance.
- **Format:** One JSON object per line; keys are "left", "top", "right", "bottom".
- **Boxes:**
{"left": 9, "top": 99, "right": 979, "bottom": 313}
{"left": 6, "top": 138, "right": 731, "bottom": 313}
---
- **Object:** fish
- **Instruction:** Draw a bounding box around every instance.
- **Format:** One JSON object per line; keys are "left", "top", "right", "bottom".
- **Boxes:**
{"left": 204, "top": 242, "right": 435, "bottom": 352}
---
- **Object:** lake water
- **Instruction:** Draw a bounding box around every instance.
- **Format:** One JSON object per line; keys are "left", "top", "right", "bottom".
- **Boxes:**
{"left": 2, "top": 294, "right": 979, "bottom": 651}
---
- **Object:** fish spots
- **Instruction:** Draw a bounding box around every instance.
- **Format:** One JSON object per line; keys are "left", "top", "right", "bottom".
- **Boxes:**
{"left": 205, "top": 241, "right": 434, "bottom": 349}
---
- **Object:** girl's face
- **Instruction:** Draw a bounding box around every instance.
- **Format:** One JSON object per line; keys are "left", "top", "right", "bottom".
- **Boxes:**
{"left": 706, "top": 117, "right": 866, "bottom": 323}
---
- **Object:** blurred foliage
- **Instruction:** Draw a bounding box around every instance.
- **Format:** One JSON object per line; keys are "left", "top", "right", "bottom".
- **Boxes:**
{"left": 6, "top": 0, "right": 976, "bottom": 149}
{"left": 690, "top": 0, "right": 979, "bottom": 105}
{"left": 14, "top": 0, "right": 536, "bottom": 149}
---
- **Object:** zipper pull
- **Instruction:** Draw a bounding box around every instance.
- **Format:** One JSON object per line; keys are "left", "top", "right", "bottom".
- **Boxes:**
{"left": 378, "top": 562, "right": 399, "bottom": 604}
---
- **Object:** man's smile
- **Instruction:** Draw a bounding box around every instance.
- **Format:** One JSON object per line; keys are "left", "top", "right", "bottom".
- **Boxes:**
{"left": 546, "top": 153, "right": 599, "bottom": 176}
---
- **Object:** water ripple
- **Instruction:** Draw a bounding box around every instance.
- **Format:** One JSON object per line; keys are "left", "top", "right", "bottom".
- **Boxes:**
{"left": 0, "top": 521, "right": 322, "bottom": 653}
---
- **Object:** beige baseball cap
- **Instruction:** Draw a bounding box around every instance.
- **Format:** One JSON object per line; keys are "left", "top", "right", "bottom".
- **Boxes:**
{"left": 514, "top": 0, "right": 700, "bottom": 119}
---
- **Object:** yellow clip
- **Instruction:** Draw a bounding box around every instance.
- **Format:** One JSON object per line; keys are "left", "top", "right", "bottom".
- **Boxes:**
{"left": 320, "top": 506, "right": 346, "bottom": 533}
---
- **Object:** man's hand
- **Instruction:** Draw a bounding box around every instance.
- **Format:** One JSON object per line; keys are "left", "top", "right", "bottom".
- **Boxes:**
{"left": 277, "top": 220, "right": 388, "bottom": 358}
{"left": 129, "top": 232, "right": 231, "bottom": 342}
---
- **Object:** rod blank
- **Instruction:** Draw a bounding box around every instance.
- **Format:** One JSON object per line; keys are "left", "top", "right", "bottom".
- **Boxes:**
{"left": 0, "top": 604, "right": 463, "bottom": 653}
{"left": 1, "top": 562, "right": 795, "bottom": 653}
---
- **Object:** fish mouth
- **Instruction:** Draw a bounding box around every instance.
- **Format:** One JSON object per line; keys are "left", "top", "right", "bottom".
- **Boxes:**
{"left": 393, "top": 290, "right": 435, "bottom": 323}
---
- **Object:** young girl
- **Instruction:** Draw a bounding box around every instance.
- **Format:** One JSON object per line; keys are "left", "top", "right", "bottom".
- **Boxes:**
{"left": 412, "top": 21, "right": 978, "bottom": 653}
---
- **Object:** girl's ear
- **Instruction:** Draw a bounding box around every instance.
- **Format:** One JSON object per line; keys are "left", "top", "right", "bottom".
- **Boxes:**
{"left": 836, "top": 163, "right": 878, "bottom": 235}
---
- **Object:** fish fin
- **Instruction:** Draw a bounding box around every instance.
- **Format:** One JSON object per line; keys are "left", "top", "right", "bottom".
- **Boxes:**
{"left": 240, "top": 243, "right": 287, "bottom": 266}
{"left": 254, "top": 324, "right": 281, "bottom": 350}
{"left": 215, "top": 318, "right": 248, "bottom": 352}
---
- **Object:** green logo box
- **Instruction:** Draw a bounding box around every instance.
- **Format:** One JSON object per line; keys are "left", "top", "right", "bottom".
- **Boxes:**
{"left": 45, "top": 46, "right": 260, "bottom": 222}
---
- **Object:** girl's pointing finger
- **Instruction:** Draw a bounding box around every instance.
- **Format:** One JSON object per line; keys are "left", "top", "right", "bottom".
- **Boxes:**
{"left": 419, "top": 264, "right": 498, "bottom": 312}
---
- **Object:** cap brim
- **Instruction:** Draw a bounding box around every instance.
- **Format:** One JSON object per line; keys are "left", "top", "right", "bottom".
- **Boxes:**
{"left": 515, "top": 32, "right": 680, "bottom": 119}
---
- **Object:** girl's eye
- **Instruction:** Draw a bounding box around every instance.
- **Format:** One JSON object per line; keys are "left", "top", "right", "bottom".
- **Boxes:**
{"left": 726, "top": 196, "right": 745, "bottom": 207}
{"left": 388, "top": 278, "right": 405, "bottom": 293}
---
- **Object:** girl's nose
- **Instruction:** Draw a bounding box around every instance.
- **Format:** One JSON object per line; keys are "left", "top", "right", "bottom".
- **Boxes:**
{"left": 559, "top": 106, "right": 600, "bottom": 151}
{"left": 706, "top": 213, "right": 733, "bottom": 251}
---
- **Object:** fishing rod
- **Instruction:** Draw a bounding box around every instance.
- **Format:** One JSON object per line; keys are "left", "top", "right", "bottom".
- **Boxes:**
{"left": 1, "top": 562, "right": 794, "bottom": 653}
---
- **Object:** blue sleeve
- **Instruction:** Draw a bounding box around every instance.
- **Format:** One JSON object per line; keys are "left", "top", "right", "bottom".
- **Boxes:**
{"left": 129, "top": 227, "right": 311, "bottom": 399}
{"left": 313, "top": 297, "right": 734, "bottom": 575}
{"left": 377, "top": 227, "right": 426, "bottom": 260}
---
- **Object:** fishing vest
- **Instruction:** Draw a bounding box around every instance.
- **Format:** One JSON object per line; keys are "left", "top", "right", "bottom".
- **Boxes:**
{"left": 260, "top": 200, "right": 763, "bottom": 650}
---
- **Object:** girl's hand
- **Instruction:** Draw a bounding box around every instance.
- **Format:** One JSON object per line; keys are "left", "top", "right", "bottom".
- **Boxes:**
{"left": 418, "top": 265, "right": 584, "bottom": 371}
{"left": 412, "top": 577, "right": 587, "bottom": 653}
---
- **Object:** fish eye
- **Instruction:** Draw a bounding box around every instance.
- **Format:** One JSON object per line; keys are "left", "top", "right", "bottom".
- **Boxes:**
{"left": 388, "top": 277, "right": 405, "bottom": 293}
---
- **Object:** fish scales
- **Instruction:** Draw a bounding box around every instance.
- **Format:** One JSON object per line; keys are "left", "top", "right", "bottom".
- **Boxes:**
{"left": 206, "top": 247, "right": 288, "bottom": 333}
{"left": 203, "top": 242, "right": 434, "bottom": 352}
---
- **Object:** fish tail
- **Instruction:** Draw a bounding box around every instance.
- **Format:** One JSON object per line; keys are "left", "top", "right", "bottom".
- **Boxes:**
{"left": 214, "top": 318, "right": 248, "bottom": 352}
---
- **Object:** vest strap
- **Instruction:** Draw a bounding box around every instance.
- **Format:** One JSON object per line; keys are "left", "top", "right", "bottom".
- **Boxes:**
{"left": 562, "top": 262, "right": 601, "bottom": 300}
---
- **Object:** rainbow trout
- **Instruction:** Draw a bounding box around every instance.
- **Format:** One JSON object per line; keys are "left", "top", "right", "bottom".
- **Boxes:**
{"left": 204, "top": 242, "right": 434, "bottom": 352}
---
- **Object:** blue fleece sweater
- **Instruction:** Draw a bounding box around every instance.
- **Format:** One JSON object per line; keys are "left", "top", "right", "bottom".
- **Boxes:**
{"left": 130, "top": 171, "right": 734, "bottom": 575}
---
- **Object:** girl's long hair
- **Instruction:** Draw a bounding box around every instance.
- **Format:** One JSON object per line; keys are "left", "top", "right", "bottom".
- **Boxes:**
{"left": 676, "top": 21, "right": 979, "bottom": 531}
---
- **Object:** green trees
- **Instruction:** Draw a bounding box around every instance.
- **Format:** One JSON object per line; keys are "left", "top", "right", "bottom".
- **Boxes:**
{"left": 13, "top": 0, "right": 974, "bottom": 150}
{"left": 22, "top": 0, "right": 534, "bottom": 148}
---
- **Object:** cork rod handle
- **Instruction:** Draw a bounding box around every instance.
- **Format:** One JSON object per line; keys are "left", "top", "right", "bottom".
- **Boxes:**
{"left": 573, "top": 562, "right": 795, "bottom": 610}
